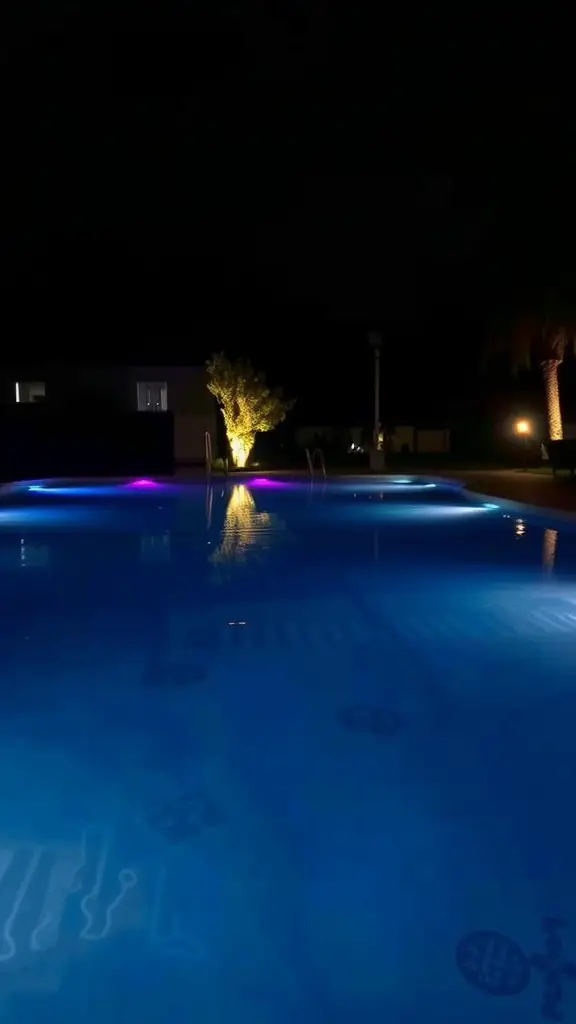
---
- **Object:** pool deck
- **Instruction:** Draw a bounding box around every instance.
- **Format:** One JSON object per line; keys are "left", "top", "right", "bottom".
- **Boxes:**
{"left": 435, "top": 469, "right": 576, "bottom": 513}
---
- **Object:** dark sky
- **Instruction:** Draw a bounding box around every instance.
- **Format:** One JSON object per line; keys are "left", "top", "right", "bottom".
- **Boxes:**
{"left": 3, "top": 9, "right": 575, "bottom": 417}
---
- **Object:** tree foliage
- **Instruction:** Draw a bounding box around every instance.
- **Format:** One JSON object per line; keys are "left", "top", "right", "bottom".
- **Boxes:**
{"left": 484, "top": 289, "right": 576, "bottom": 377}
{"left": 487, "top": 318, "right": 571, "bottom": 376}
{"left": 206, "top": 352, "right": 293, "bottom": 467}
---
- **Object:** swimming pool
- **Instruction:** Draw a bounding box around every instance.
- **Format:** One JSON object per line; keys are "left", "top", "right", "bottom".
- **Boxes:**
{"left": 1, "top": 475, "right": 576, "bottom": 1022}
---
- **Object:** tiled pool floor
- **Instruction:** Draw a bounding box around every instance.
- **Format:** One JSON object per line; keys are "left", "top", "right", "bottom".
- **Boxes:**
{"left": 0, "top": 479, "right": 576, "bottom": 1021}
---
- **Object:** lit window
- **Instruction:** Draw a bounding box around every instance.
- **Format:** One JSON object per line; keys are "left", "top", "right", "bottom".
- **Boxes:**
{"left": 15, "top": 381, "right": 46, "bottom": 403}
{"left": 136, "top": 382, "right": 168, "bottom": 411}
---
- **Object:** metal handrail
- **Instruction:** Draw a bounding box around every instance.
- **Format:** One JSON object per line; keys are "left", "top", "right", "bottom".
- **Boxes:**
{"left": 204, "top": 431, "right": 213, "bottom": 475}
{"left": 305, "top": 447, "right": 327, "bottom": 480}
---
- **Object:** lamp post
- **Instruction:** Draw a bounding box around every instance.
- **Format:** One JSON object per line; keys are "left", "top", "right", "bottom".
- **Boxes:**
{"left": 368, "top": 332, "right": 385, "bottom": 471}
{"left": 514, "top": 418, "right": 531, "bottom": 471}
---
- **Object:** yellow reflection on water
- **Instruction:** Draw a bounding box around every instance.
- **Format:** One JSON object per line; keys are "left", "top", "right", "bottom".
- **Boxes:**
{"left": 210, "top": 485, "right": 280, "bottom": 577}
{"left": 542, "top": 527, "right": 558, "bottom": 576}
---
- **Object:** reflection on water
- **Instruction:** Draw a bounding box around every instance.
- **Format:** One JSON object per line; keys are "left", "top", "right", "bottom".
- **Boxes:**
{"left": 20, "top": 540, "right": 51, "bottom": 569}
{"left": 205, "top": 486, "right": 213, "bottom": 531}
{"left": 0, "top": 538, "right": 51, "bottom": 571}
{"left": 542, "top": 527, "right": 558, "bottom": 576}
{"left": 140, "top": 532, "right": 171, "bottom": 564}
{"left": 515, "top": 518, "right": 526, "bottom": 539}
{"left": 210, "top": 485, "right": 283, "bottom": 580}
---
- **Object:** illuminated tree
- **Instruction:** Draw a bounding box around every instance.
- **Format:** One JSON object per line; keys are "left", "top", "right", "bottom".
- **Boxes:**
{"left": 538, "top": 323, "right": 570, "bottom": 440}
{"left": 485, "top": 301, "right": 575, "bottom": 441}
{"left": 206, "top": 352, "right": 293, "bottom": 468}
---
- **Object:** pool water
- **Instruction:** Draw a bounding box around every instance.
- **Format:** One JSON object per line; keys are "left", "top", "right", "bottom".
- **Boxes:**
{"left": 1, "top": 476, "right": 576, "bottom": 1022}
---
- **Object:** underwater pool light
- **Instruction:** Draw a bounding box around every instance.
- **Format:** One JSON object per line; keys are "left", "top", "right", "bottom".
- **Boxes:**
{"left": 249, "top": 477, "right": 285, "bottom": 488}
{"left": 127, "top": 479, "right": 159, "bottom": 489}
{"left": 483, "top": 502, "right": 500, "bottom": 510}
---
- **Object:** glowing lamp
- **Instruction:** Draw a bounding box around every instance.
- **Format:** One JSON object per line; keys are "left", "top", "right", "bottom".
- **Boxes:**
{"left": 515, "top": 419, "right": 531, "bottom": 436}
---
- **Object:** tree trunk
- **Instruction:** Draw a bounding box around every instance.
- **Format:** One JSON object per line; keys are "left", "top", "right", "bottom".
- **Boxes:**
{"left": 542, "top": 359, "right": 563, "bottom": 440}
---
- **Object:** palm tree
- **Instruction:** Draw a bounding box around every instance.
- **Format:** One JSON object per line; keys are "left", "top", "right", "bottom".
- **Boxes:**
{"left": 486, "top": 303, "right": 574, "bottom": 441}
{"left": 538, "top": 323, "right": 569, "bottom": 440}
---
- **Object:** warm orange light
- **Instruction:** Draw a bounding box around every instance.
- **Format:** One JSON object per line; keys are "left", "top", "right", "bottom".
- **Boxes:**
{"left": 515, "top": 419, "right": 531, "bottom": 436}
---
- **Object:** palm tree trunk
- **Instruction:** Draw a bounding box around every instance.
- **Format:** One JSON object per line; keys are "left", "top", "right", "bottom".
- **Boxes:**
{"left": 542, "top": 359, "right": 563, "bottom": 440}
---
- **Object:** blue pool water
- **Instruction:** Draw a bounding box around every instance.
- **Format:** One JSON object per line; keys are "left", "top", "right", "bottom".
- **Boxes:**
{"left": 1, "top": 475, "right": 576, "bottom": 1022}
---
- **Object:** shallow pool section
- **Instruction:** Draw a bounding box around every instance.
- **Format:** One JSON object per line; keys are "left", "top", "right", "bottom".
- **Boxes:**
{"left": 1, "top": 476, "right": 576, "bottom": 1022}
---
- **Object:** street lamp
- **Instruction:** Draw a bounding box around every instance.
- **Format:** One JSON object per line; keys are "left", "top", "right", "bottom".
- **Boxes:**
{"left": 514, "top": 418, "right": 531, "bottom": 470}
{"left": 367, "top": 332, "right": 385, "bottom": 471}
{"left": 515, "top": 419, "right": 531, "bottom": 437}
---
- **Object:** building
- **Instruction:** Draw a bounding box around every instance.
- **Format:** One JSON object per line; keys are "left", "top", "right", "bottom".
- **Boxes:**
{"left": 295, "top": 424, "right": 366, "bottom": 450}
{"left": 295, "top": 422, "right": 451, "bottom": 458}
{"left": 387, "top": 424, "right": 451, "bottom": 455}
{"left": 2, "top": 365, "right": 218, "bottom": 467}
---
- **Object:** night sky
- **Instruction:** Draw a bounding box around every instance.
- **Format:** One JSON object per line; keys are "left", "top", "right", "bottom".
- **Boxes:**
{"left": 4, "top": 9, "right": 575, "bottom": 421}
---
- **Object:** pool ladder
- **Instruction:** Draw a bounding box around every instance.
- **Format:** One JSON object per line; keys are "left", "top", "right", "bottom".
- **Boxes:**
{"left": 305, "top": 447, "right": 327, "bottom": 480}
{"left": 205, "top": 430, "right": 228, "bottom": 475}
